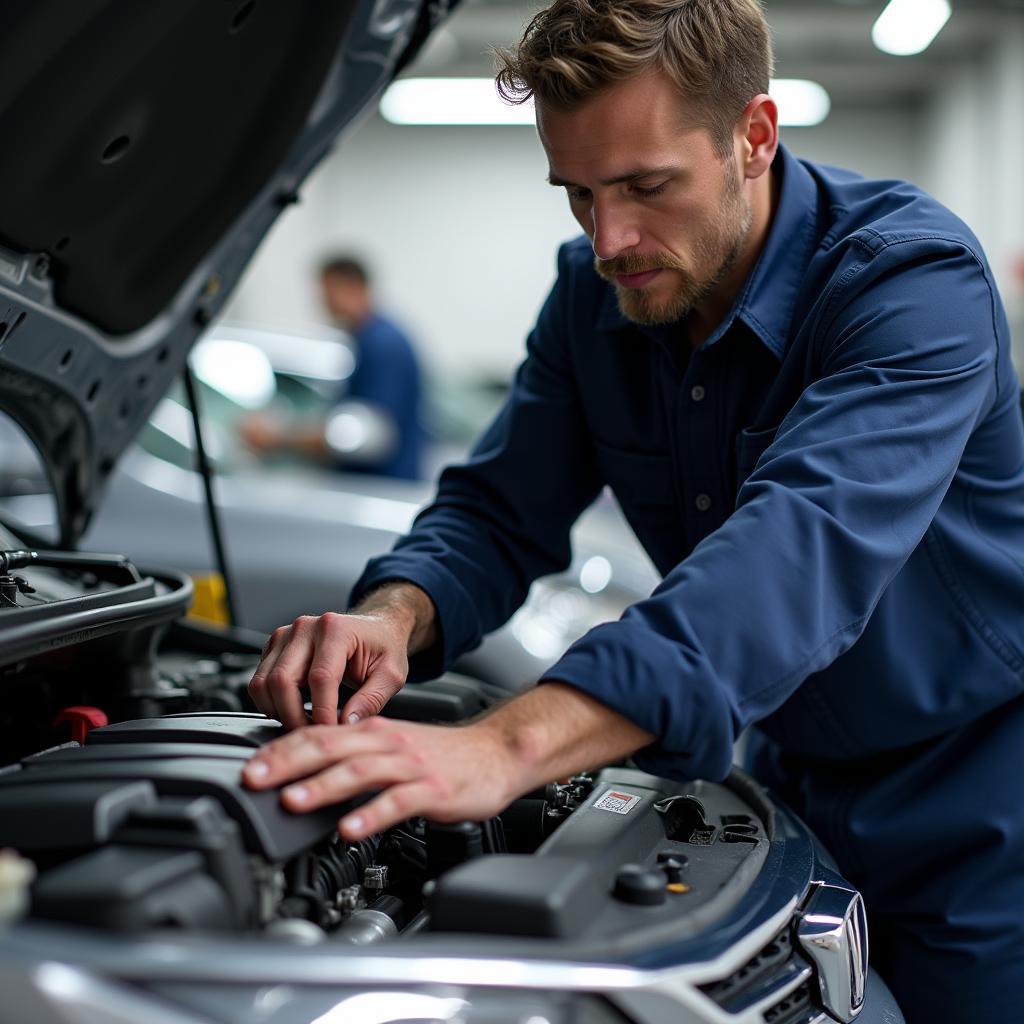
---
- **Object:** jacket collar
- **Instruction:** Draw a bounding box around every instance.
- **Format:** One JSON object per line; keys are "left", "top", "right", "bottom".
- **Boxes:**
{"left": 595, "top": 144, "right": 821, "bottom": 360}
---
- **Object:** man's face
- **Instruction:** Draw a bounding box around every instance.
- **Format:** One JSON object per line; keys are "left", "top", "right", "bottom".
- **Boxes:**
{"left": 320, "top": 273, "right": 366, "bottom": 329}
{"left": 537, "top": 69, "right": 753, "bottom": 327}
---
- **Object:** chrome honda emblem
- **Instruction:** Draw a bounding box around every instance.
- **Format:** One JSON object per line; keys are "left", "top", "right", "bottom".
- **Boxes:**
{"left": 797, "top": 882, "right": 868, "bottom": 1022}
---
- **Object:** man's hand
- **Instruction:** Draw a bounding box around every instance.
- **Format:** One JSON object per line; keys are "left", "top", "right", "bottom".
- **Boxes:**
{"left": 238, "top": 412, "right": 282, "bottom": 453}
{"left": 247, "top": 583, "right": 438, "bottom": 730}
{"left": 243, "top": 682, "right": 656, "bottom": 840}
{"left": 242, "top": 716, "right": 516, "bottom": 841}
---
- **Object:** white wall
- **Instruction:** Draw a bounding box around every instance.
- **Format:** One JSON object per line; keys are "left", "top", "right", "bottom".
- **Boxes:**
{"left": 224, "top": 117, "right": 578, "bottom": 381}
{"left": 224, "top": 106, "right": 923, "bottom": 381}
{"left": 783, "top": 109, "right": 922, "bottom": 185}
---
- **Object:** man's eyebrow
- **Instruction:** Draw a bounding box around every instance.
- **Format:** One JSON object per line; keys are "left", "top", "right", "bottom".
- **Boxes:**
{"left": 547, "top": 166, "right": 678, "bottom": 188}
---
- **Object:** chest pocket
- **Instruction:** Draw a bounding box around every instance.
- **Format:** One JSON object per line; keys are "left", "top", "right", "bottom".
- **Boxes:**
{"left": 734, "top": 424, "right": 779, "bottom": 494}
{"left": 594, "top": 440, "right": 682, "bottom": 573}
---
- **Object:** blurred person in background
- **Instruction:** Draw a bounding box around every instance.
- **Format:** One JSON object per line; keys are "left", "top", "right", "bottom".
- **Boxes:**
{"left": 241, "top": 254, "right": 423, "bottom": 480}
{"left": 242, "top": 3, "right": 1024, "bottom": 1019}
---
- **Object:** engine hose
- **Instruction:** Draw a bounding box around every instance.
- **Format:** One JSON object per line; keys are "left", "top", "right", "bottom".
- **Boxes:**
{"left": 311, "top": 836, "right": 381, "bottom": 903}
{"left": 367, "top": 894, "right": 405, "bottom": 930}
{"left": 331, "top": 899, "right": 403, "bottom": 946}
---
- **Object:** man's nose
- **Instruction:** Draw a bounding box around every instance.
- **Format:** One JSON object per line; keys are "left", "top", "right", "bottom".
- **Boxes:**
{"left": 590, "top": 199, "right": 642, "bottom": 262}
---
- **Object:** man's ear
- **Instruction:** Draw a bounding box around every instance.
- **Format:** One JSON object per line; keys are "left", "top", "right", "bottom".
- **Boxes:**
{"left": 735, "top": 94, "right": 779, "bottom": 180}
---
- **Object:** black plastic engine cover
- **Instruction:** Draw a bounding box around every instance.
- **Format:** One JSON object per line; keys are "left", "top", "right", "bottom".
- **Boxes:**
{"left": 0, "top": 778, "right": 156, "bottom": 852}
{"left": 33, "top": 845, "right": 233, "bottom": 931}
{"left": 428, "top": 769, "right": 769, "bottom": 942}
{"left": 0, "top": 713, "right": 355, "bottom": 861}
{"left": 86, "top": 712, "right": 283, "bottom": 748}
{"left": 29, "top": 793, "right": 257, "bottom": 932}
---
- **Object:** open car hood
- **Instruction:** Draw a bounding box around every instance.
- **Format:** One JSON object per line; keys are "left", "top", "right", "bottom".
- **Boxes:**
{"left": 0, "top": 0, "right": 455, "bottom": 547}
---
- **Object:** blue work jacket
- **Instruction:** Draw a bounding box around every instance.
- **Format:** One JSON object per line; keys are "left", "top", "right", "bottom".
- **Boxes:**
{"left": 342, "top": 312, "right": 422, "bottom": 480}
{"left": 352, "top": 144, "right": 1024, "bottom": 783}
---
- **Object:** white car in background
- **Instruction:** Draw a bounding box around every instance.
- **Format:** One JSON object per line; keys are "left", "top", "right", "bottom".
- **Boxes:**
{"left": 0, "top": 321, "right": 659, "bottom": 692}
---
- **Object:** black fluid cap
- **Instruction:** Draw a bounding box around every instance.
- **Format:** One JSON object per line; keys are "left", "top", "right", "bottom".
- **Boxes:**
{"left": 0, "top": 575, "right": 18, "bottom": 607}
{"left": 657, "top": 851, "right": 689, "bottom": 867}
{"left": 613, "top": 864, "right": 666, "bottom": 906}
{"left": 659, "top": 857, "right": 687, "bottom": 885}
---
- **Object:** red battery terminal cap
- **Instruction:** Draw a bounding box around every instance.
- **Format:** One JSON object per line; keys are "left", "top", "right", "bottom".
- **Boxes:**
{"left": 53, "top": 706, "right": 108, "bottom": 745}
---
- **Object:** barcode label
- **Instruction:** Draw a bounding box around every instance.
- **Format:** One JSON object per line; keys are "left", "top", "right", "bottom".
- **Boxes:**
{"left": 593, "top": 789, "right": 641, "bottom": 815}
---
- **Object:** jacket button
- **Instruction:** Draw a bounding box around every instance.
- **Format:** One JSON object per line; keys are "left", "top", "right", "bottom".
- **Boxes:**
{"left": 695, "top": 494, "right": 712, "bottom": 512}
{"left": 690, "top": 385, "right": 706, "bottom": 402}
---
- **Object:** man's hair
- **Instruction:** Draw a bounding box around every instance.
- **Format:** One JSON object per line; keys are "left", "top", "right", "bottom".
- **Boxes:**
{"left": 319, "top": 254, "right": 370, "bottom": 286}
{"left": 495, "top": 0, "right": 773, "bottom": 155}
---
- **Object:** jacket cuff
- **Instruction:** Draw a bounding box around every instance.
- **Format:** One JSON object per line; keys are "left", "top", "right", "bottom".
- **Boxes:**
{"left": 539, "top": 619, "right": 735, "bottom": 782}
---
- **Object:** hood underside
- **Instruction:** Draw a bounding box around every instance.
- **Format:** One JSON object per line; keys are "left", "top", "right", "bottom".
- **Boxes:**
{"left": 0, "top": 0, "right": 454, "bottom": 546}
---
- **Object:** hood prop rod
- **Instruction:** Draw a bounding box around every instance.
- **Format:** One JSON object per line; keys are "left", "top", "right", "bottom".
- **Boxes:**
{"left": 183, "top": 362, "right": 239, "bottom": 627}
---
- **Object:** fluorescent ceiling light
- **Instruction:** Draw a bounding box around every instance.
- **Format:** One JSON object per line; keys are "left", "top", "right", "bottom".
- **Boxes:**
{"left": 381, "top": 77, "right": 830, "bottom": 128}
{"left": 872, "top": 0, "right": 952, "bottom": 56}
{"left": 769, "top": 79, "right": 831, "bottom": 127}
{"left": 380, "top": 78, "right": 534, "bottom": 125}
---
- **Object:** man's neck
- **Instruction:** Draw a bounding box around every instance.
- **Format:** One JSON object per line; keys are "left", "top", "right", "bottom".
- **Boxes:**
{"left": 687, "top": 164, "right": 781, "bottom": 352}
{"left": 341, "top": 308, "right": 374, "bottom": 335}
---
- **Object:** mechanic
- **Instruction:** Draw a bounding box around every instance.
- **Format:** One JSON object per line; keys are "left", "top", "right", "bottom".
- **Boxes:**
{"left": 240, "top": 254, "right": 423, "bottom": 479}
{"left": 243, "top": 2, "right": 1024, "bottom": 1018}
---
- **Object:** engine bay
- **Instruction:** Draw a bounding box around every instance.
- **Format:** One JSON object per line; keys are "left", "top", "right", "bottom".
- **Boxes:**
{"left": 0, "top": 528, "right": 895, "bottom": 1024}
{"left": 1, "top": 717, "right": 770, "bottom": 947}
{"left": 0, "top": 528, "right": 771, "bottom": 950}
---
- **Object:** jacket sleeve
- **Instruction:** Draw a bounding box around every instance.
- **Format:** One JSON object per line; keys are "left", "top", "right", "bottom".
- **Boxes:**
{"left": 345, "top": 322, "right": 418, "bottom": 422}
{"left": 541, "top": 236, "right": 1002, "bottom": 781}
{"left": 350, "top": 244, "right": 603, "bottom": 679}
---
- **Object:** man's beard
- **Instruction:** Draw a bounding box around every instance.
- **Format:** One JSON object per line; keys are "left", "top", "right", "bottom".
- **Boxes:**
{"left": 594, "top": 162, "right": 753, "bottom": 327}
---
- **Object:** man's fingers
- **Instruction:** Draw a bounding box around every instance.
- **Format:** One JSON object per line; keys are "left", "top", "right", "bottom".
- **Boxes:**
{"left": 339, "top": 780, "right": 439, "bottom": 841}
{"left": 340, "top": 663, "right": 406, "bottom": 724}
{"left": 265, "top": 617, "right": 320, "bottom": 730}
{"left": 279, "top": 753, "right": 424, "bottom": 813}
{"left": 268, "top": 672, "right": 310, "bottom": 732}
{"left": 306, "top": 614, "right": 355, "bottom": 726}
{"left": 243, "top": 719, "right": 398, "bottom": 789}
{"left": 248, "top": 626, "right": 290, "bottom": 719}
{"left": 247, "top": 612, "right": 409, "bottom": 729}
{"left": 248, "top": 683, "right": 277, "bottom": 721}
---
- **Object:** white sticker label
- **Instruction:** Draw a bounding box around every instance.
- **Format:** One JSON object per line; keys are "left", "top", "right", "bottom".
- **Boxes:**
{"left": 593, "top": 789, "right": 641, "bottom": 815}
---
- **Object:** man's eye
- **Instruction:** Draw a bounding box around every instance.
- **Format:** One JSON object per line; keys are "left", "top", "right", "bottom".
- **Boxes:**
{"left": 566, "top": 187, "right": 591, "bottom": 202}
{"left": 632, "top": 182, "right": 668, "bottom": 198}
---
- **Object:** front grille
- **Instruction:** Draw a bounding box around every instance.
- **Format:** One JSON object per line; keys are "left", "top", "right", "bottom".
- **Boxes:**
{"left": 699, "top": 925, "right": 795, "bottom": 1007}
{"left": 698, "top": 924, "right": 825, "bottom": 1024}
{"left": 763, "top": 981, "right": 822, "bottom": 1024}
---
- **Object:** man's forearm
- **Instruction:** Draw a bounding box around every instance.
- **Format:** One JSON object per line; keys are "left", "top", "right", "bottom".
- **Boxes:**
{"left": 353, "top": 581, "right": 439, "bottom": 655}
{"left": 474, "top": 681, "right": 656, "bottom": 799}
{"left": 280, "top": 422, "right": 332, "bottom": 458}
